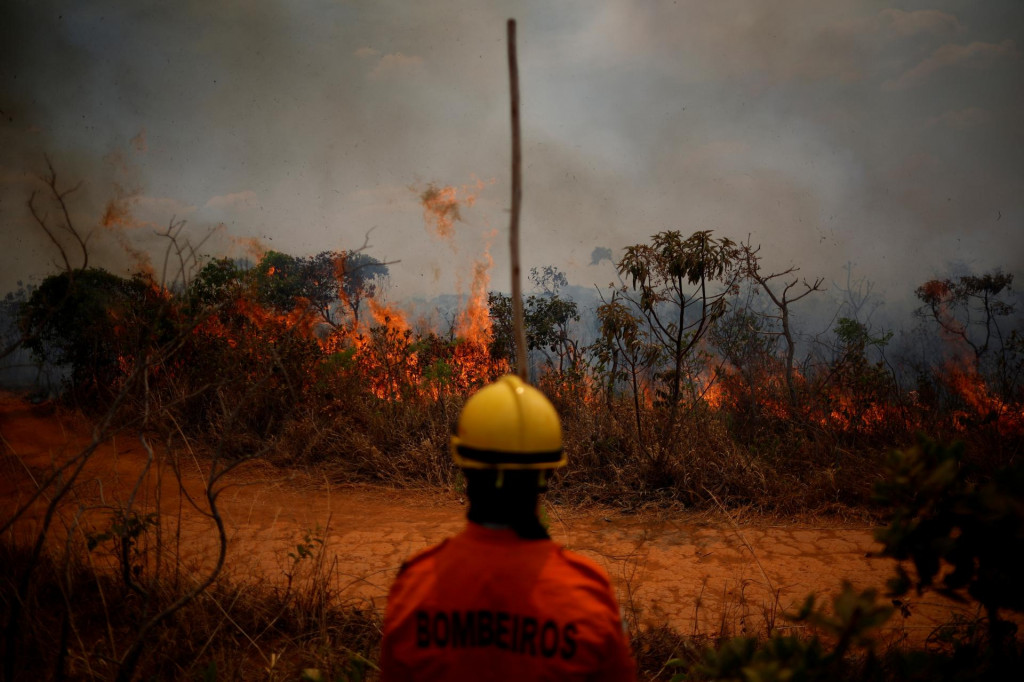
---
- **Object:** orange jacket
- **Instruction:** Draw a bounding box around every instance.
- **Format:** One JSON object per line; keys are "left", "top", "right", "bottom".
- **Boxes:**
{"left": 380, "top": 523, "right": 636, "bottom": 681}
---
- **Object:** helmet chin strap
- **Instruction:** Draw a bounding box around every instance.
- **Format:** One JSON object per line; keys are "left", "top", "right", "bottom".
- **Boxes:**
{"left": 492, "top": 468, "right": 546, "bottom": 491}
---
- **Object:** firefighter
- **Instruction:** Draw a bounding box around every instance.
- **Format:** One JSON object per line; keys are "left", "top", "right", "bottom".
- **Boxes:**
{"left": 380, "top": 375, "right": 636, "bottom": 681}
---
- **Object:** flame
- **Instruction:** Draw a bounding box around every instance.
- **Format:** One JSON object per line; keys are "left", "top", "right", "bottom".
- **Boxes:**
{"left": 368, "top": 298, "right": 411, "bottom": 333}
{"left": 419, "top": 179, "right": 489, "bottom": 243}
{"left": 701, "top": 379, "right": 725, "bottom": 409}
{"left": 944, "top": 358, "right": 1023, "bottom": 436}
{"left": 454, "top": 247, "right": 494, "bottom": 345}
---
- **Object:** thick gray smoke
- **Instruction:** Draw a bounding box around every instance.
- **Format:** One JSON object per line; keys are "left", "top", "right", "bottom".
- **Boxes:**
{"left": 1, "top": 1, "right": 1022, "bottom": 326}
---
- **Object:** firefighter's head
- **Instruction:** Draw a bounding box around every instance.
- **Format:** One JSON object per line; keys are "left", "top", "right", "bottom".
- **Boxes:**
{"left": 451, "top": 375, "right": 564, "bottom": 537}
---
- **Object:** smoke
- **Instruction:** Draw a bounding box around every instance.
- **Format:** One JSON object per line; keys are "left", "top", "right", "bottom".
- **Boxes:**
{"left": 1, "top": 0, "right": 1021, "bottom": 330}
{"left": 590, "top": 247, "right": 613, "bottom": 266}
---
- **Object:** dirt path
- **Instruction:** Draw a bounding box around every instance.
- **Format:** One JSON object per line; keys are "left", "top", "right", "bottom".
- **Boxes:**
{"left": 0, "top": 394, "right": 971, "bottom": 644}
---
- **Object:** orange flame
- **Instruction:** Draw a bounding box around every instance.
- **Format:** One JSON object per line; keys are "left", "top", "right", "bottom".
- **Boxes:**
{"left": 944, "top": 358, "right": 1023, "bottom": 436}
{"left": 455, "top": 247, "right": 494, "bottom": 345}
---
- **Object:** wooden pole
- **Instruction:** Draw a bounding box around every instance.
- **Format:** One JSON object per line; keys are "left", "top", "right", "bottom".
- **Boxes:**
{"left": 508, "top": 19, "right": 528, "bottom": 381}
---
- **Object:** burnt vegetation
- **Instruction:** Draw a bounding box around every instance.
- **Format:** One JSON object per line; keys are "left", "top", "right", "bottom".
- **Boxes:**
{"left": 2, "top": 165, "right": 1022, "bottom": 680}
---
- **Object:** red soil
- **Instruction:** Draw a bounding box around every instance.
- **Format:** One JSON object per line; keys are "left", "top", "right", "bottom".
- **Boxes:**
{"left": 0, "top": 393, "right": 974, "bottom": 645}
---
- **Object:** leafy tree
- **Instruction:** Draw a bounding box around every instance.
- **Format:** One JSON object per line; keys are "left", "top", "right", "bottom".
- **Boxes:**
{"left": 486, "top": 291, "right": 517, "bottom": 364}
{"left": 487, "top": 267, "right": 580, "bottom": 374}
{"left": 617, "top": 230, "right": 742, "bottom": 418}
{"left": 530, "top": 265, "right": 568, "bottom": 296}
{"left": 812, "top": 317, "right": 896, "bottom": 432}
{"left": 248, "top": 250, "right": 388, "bottom": 328}
{"left": 188, "top": 257, "right": 247, "bottom": 306}
{"left": 1, "top": 282, "right": 36, "bottom": 358}
{"left": 526, "top": 294, "right": 580, "bottom": 368}
{"left": 524, "top": 267, "right": 580, "bottom": 372}
{"left": 254, "top": 251, "right": 305, "bottom": 311}
{"left": 20, "top": 269, "right": 163, "bottom": 392}
{"left": 593, "top": 295, "right": 662, "bottom": 441}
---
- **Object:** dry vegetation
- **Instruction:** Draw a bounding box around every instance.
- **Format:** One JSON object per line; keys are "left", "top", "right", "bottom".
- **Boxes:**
{"left": 2, "top": 165, "right": 1022, "bottom": 679}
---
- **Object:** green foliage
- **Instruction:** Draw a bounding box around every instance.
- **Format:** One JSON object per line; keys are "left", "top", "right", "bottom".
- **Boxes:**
{"left": 873, "top": 438, "right": 1024, "bottom": 635}
{"left": 708, "top": 307, "right": 781, "bottom": 414}
{"left": 834, "top": 317, "right": 892, "bottom": 354}
{"left": 593, "top": 297, "right": 662, "bottom": 390}
{"left": 822, "top": 317, "right": 898, "bottom": 430}
{"left": 619, "top": 231, "right": 740, "bottom": 306}
{"left": 248, "top": 250, "right": 388, "bottom": 326}
{"left": 486, "top": 291, "right": 516, "bottom": 362}
{"left": 85, "top": 510, "right": 159, "bottom": 552}
{"left": 616, "top": 230, "right": 742, "bottom": 410}
{"left": 189, "top": 257, "right": 247, "bottom": 306}
{"left": 336, "top": 251, "right": 389, "bottom": 325}
{"left": 487, "top": 266, "right": 580, "bottom": 370}
{"left": 711, "top": 308, "right": 779, "bottom": 378}
{"left": 19, "top": 268, "right": 167, "bottom": 391}
{"left": 288, "top": 525, "right": 326, "bottom": 563}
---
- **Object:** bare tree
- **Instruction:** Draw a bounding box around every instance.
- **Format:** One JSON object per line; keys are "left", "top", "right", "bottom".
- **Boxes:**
{"left": 742, "top": 242, "right": 824, "bottom": 407}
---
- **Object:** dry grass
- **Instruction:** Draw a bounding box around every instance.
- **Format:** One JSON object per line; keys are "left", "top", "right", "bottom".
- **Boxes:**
{"left": 0, "top": 537, "right": 381, "bottom": 682}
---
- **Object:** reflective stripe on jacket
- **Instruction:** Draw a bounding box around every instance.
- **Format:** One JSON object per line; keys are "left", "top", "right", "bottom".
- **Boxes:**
{"left": 380, "top": 523, "right": 636, "bottom": 681}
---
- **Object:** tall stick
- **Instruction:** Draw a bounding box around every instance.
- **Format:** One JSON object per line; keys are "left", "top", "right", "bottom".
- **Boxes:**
{"left": 508, "top": 19, "right": 528, "bottom": 381}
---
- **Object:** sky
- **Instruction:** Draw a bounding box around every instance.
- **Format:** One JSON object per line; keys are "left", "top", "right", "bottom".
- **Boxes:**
{"left": 2, "top": 0, "right": 1022, "bottom": 320}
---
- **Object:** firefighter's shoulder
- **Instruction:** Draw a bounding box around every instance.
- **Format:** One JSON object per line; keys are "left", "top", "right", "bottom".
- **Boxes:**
{"left": 554, "top": 545, "right": 614, "bottom": 587}
{"left": 396, "top": 539, "right": 449, "bottom": 577}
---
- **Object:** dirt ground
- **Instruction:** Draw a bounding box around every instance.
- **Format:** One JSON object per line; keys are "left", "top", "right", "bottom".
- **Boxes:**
{"left": 0, "top": 393, "right": 975, "bottom": 646}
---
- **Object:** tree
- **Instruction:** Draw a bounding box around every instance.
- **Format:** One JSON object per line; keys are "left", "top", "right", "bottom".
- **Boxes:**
{"left": 741, "top": 244, "right": 824, "bottom": 408}
{"left": 253, "top": 251, "right": 305, "bottom": 312}
{"left": 708, "top": 303, "right": 781, "bottom": 415}
{"left": 487, "top": 267, "right": 581, "bottom": 375}
{"left": 247, "top": 250, "right": 389, "bottom": 329}
{"left": 188, "top": 257, "right": 247, "bottom": 306}
{"left": 915, "top": 271, "right": 1017, "bottom": 396}
{"left": 20, "top": 269, "right": 163, "bottom": 393}
{"left": 524, "top": 267, "right": 580, "bottom": 372}
{"left": 820, "top": 317, "right": 895, "bottom": 430}
{"left": 336, "top": 251, "right": 389, "bottom": 328}
{"left": 487, "top": 291, "right": 517, "bottom": 364}
{"left": 617, "top": 230, "right": 742, "bottom": 419}
{"left": 593, "top": 294, "right": 662, "bottom": 441}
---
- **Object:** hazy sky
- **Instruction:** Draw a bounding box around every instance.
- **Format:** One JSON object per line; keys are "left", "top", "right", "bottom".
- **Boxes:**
{"left": 2, "top": 0, "right": 1022, "bottom": 314}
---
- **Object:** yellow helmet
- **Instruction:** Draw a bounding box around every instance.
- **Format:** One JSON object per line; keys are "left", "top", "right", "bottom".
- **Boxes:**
{"left": 451, "top": 375, "right": 565, "bottom": 470}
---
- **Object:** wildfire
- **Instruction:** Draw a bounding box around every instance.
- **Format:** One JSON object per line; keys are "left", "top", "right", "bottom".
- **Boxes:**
{"left": 368, "top": 298, "right": 411, "bottom": 333}
{"left": 701, "top": 379, "right": 725, "bottom": 410}
{"left": 945, "top": 360, "right": 1023, "bottom": 436}
{"left": 455, "top": 247, "right": 495, "bottom": 345}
